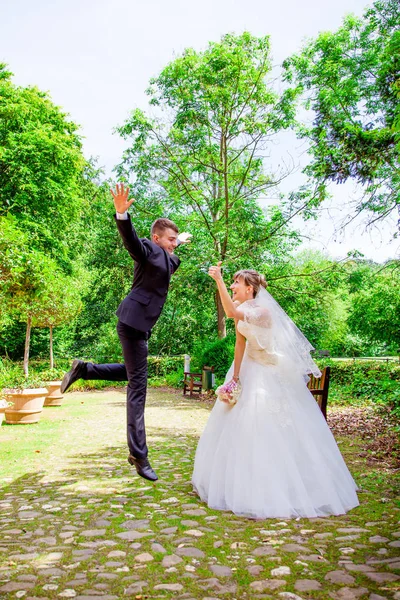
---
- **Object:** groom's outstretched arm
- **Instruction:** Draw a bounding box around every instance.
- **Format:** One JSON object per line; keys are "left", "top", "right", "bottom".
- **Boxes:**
{"left": 111, "top": 184, "right": 150, "bottom": 263}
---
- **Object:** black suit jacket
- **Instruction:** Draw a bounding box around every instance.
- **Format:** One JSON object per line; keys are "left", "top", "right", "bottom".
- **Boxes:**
{"left": 115, "top": 215, "right": 181, "bottom": 332}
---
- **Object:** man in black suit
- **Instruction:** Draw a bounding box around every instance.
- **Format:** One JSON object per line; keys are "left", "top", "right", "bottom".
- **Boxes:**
{"left": 60, "top": 184, "right": 191, "bottom": 481}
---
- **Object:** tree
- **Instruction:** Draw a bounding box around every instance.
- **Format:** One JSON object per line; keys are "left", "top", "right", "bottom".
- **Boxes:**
{"left": 116, "top": 33, "right": 302, "bottom": 337}
{"left": 0, "top": 219, "right": 83, "bottom": 376}
{"left": 348, "top": 263, "right": 400, "bottom": 351}
{"left": 3, "top": 247, "right": 59, "bottom": 377}
{"left": 0, "top": 64, "right": 87, "bottom": 270}
{"left": 265, "top": 250, "right": 349, "bottom": 350}
{"left": 0, "top": 216, "right": 30, "bottom": 330}
{"left": 0, "top": 65, "right": 93, "bottom": 360}
{"left": 283, "top": 0, "right": 400, "bottom": 232}
{"left": 31, "top": 276, "right": 83, "bottom": 369}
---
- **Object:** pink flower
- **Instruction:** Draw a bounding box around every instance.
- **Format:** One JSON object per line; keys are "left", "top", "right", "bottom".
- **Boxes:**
{"left": 216, "top": 379, "right": 242, "bottom": 406}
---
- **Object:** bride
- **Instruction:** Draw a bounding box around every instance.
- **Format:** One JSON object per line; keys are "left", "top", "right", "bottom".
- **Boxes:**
{"left": 192, "top": 264, "right": 359, "bottom": 519}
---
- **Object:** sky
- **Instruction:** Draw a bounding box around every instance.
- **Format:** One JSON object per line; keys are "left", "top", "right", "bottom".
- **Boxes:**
{"left": 1, "top": 0, "right": 398, "bottom": 262}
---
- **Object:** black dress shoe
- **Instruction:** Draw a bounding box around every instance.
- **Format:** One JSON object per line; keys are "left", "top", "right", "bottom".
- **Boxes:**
{"left": 60, "top": 359, "right": 87, "bottom": 393}
{"left": 128, "top": 455, "right": 158, "bottom": 481}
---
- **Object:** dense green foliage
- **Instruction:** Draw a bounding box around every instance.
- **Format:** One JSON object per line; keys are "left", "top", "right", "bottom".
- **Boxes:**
{"left": 348, "top": 263, "right": 400, "bottom": 348}
{"left": 0, "top": 64, "right": 87, "bottom": 268}
{"left": 1, "top": 356, "right": 398, "bottom": 424}
{"left": 0, "top": 17, "right": 399, "bottom": 386}
{"left": 284, "top": 0, "right": 400, "bottom": 228}
{"left": 116, "top": 33, "right": 304, "bottom": 336}
{"left": 0, "top": 355, "right": 183, "bottom": 392}
{"left": 321, "top": 359, "right": 400, "bottom": 424}
{"left": 195, "top": 335, "right": 236, "bottom": 378}
{"left": 0, "top": 67, "right": 89, "bottom": 374}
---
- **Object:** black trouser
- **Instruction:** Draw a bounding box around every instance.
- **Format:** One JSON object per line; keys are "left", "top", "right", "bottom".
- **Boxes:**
{"left": 85, "top": 320, "right": 149, "bottom": 459}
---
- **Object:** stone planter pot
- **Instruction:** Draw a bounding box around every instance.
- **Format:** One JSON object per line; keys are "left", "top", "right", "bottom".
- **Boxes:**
{"left": 44, "top": 381, "right": 64, "bottom": 407}
{"left": 0, "top": 399, "right": 9, "bottom": 425}
{"left": 4, "top": 388, "right": 48, "bottom": 424}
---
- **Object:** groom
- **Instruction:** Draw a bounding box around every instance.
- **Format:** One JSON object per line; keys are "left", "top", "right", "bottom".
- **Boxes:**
{"left": 60, "top": 184, "right": 191, "bottom": 481}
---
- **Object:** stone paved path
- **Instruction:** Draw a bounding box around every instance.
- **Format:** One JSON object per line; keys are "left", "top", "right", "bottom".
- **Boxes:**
{"left": 0, "top": 388, "right": 399, "bottom": 599}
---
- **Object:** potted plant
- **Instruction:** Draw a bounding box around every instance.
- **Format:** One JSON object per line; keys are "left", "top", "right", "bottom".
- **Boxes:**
{"left": 44, "top": 381, "right": 64, "bottom": 407}
{"left": 0, "top": 399, "right": 11, "bottom": 425}
{"left": 4, "top": 388, "right": 48, "bottom": 424}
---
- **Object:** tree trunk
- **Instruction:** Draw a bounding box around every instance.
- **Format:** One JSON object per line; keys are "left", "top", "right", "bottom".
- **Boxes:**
{"left": 216, "top": 290, "right": 226, "bottom": 339}
{"left": 23, "top": 316, "right": 32, "bottom": 379}
{"left": 49, "top": 325, "right": 54, "bottom": 370}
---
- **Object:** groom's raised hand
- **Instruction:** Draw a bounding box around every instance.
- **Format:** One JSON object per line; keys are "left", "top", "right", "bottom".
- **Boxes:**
{"left": 110, "top": 183, "right": 134, "bottom": 214}
{"left": 177, "top": 232, "right": 192, "bottom": 245}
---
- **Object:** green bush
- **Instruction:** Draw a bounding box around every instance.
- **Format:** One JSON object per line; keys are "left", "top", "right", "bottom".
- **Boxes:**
{"left": 319, "top": 359, "right": 400, "bottom": 387}
{"left": 196, "top": 335, "right": 235, "bottom": 378}
{"left": 2, "top": 355, "right": 398, "bottom": 423}
{"left": 165, "top": 368, "right": 185, "bottom": 388}
{"left": 147, "top": 356, "right": 184, "bottom": 378}
{"left": 0, "top": 358, "right": 72, "bottom": 393}
{"left": 318, "top": 359, "right": 400, "bottom": 421}
{"left": 86, "top": 320, "right": 123, "bottom": 363}
{"left": 0, "top": 356, "right": 185, "bottom": 395}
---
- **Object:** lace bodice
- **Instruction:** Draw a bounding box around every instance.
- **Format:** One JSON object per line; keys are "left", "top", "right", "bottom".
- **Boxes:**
{"left": 237, "top": 301, "right": 279, "bottom": 366}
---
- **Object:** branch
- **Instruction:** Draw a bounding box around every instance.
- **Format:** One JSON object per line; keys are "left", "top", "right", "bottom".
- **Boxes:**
{"left": 268, "top": 283, "right": 316, "bottom": 296}
{"left": 267, "top": 256, "right": 350, "bottom": 282}
{"left": 227, "top": 187, "right": 324, "bottom": 262}
{"left": 151, "top": 126, "right": 214, "bottom": 208}
{"left": 146, "top": 126, "right": 219, "bottom": 242}
{"left": 230, "top": 135, "right": 263, "bottom": 203}
{"left": 374, "top": 259, "right": 400, "bottom": 275}
{"left": 159, "top": 163, "right": 218, "bottom": 244}
{"left": 227, "top": 132, "right": 263, "bottom": 167}
{"left": 231, "top": 173, "right": 287, "bottom": 206}
{"left": 229, "top": 53, "right": 270, "bottom": 133}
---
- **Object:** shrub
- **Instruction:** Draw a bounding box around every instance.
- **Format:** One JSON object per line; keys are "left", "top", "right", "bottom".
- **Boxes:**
{"left": 0, "top": 355, "right": 185, "bottom": 394}
{"left": 0, "top": 357, "right": 72, "bottom": 393}
{"left": 165, "top": 368, "right": 185, "bottom": 388}
{"left": 147, "top": 356, "right": 184, "bottom": 378}
{"left": 196, "top": 335, "right": 235, "bottom": 378}
{"left": 318, "top": 359, "right": 400, "bottom": 422}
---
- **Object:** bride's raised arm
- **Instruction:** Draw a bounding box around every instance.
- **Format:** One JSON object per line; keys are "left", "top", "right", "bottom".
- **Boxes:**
{"left": 208, "top": 262, "right": 245, "bottom": 320}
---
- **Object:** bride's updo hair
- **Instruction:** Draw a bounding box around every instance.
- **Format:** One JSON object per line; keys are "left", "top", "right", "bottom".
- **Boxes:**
{"left": 233, "top": 269, "right": 267, "bottom": 298}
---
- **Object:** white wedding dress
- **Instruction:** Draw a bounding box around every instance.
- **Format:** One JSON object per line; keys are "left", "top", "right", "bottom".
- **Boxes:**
{"left": 192, "top": 298, "right": 359, "bottom": 519}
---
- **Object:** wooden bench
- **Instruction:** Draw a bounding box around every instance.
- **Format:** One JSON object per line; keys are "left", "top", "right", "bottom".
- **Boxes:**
{"left": 307, "top": 366, "right": 331, "bottom": 420}
{"left": 316, "top": 349, "right": 330, "bottom": 358}
{"left": 183, "top": 372, "right": 202, "bottom": 397}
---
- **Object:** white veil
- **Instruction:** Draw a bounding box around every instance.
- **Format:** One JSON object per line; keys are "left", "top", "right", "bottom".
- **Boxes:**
{"left": 241, "top": 287, "right": 321, "bottom": 380}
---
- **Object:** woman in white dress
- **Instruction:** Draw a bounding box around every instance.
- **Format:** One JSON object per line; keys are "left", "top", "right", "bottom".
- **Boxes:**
{"left": 192, "top": 265, "right": 359, "bottom": 519}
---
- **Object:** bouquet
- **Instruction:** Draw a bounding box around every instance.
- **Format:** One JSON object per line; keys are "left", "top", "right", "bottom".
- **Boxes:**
{"left": 215, "top": 378, "right": 242, "bottom": 406}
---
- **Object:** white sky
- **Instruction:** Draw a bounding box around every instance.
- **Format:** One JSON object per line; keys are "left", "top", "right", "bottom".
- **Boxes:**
{"left": 1, "top": 0, "right": 398, "bottom": 262}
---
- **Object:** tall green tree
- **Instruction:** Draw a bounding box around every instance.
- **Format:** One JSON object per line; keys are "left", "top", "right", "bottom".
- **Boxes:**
{"left": 283, "top": 0, "right": 400, "bottom": 231}
{"left": 265, "top": 250, "right": 349, "bottom": 350}
{"left": 116, "top": 33, "right": 303, "bottom": 337}
{"left": 0, "top": 64, "right": 87, "bottom": 270}
{"left": 31, "top": 276, "right": 84, "bottom": 369}
{"left": 1, "top": 216, "right": 84, "bottom": 374}
{"left": 0, "top": 216, "right": 30, "bottom": 330}
{"left": 348, "top": 263, "right": 400, "bottom": 351}
{"left": 0, "top": 66, "right": 93, "bottom": 360}
{"left": 3, "top": 246, "right": 59, "bottom": 377}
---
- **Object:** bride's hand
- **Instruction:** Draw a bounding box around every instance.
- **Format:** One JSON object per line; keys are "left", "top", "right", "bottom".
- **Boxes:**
{"left": 208, "top": 261, "right": 223, "bottom": 281}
